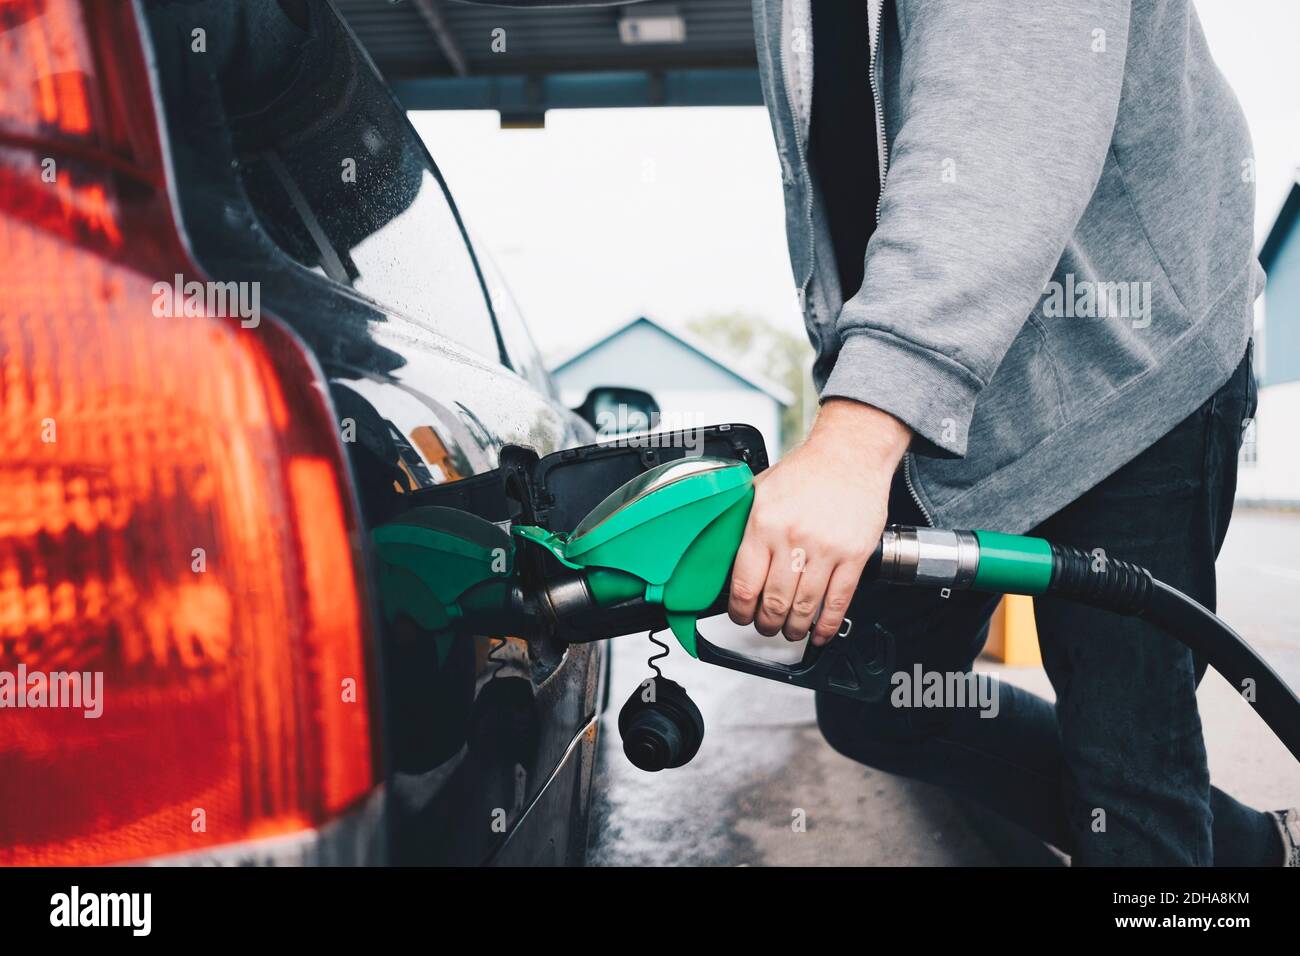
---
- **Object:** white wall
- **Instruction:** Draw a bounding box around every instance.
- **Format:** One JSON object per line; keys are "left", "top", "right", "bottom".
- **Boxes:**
{"left": 1235, "top": 380, "right": 1300, "bottom": 505}
{"left": 648, "top": 388, "right": 781, "bottom": 463}
{"left": 554, "top": 322, "right": 786, "bottom": 460}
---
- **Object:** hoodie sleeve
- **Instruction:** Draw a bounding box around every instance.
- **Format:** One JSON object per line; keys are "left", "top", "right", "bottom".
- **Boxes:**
{"left": 820, "top": 0, "right": 1132, "bottom": 457}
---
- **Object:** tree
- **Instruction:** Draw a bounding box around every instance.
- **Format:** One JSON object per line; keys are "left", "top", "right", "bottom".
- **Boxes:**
{"left": 686, "top": 312, "right": 813, "bottom": 454}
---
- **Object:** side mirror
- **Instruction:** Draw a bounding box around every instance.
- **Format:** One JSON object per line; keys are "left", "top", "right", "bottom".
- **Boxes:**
{"left": 573, "top": 386, "right": 661, "bottom": 437}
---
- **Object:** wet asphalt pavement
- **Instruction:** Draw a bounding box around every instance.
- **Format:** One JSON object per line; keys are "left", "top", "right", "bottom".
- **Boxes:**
{"left": 586, "top": 508, "right": 1300, "bottom": 866}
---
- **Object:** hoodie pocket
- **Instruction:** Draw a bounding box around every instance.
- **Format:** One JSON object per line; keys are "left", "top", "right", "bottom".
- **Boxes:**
{"left": 1039, "top": 157, "right": 1193, "bottom": 422}
{"left": 922, "top": 316, "right": 1066, "bottom": 495}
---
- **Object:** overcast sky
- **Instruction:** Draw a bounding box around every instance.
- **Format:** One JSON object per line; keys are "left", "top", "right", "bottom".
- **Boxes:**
{"left": 409, "top": 0, "right": 1300, "bottom": 361}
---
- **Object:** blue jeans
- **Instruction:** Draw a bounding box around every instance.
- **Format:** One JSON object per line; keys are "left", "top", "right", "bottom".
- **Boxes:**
{"left": 816, "top": 347, "right": 1276, "bottom": 865}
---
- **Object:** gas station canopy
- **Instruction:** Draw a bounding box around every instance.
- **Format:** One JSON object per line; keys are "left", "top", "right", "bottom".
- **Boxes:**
{"left": 335, "top": 0, "right": 761, "bottom": 124}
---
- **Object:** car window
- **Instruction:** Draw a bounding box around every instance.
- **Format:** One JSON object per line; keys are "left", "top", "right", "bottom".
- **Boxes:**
{"left": 471, "top": 239, "right": 558, "bottom": 398}
{"left": 148, "top": 0, "right": 502, "bottom": 362}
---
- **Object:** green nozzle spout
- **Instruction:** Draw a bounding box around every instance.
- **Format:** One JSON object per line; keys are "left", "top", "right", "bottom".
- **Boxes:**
{"left": 372, "top": 506, "right": 517, "bottom": 663}
{"left": 515, "top": 457, "right": 754, "bottom": 657}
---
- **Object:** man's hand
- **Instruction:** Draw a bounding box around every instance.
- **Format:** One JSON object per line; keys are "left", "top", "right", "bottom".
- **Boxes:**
{"left": 727, "top": 400, "right": 911, "bottom": 645}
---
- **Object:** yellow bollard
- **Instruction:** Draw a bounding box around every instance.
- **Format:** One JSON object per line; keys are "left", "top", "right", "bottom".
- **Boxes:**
{"left": 983, "top": 594, "right": 1042, "bottom": 666}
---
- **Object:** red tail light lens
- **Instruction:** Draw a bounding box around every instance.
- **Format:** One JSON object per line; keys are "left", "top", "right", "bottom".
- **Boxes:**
{"left": 0, "top": 0, "right": 378, "bottom": 865}
{"left": 0, "top": 0, "right": 99, "bottom": 142}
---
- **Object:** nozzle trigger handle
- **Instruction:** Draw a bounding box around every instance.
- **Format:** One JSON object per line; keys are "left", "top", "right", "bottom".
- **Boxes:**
{"left": 693, "top": 620, "right": 888, "bottom": 701}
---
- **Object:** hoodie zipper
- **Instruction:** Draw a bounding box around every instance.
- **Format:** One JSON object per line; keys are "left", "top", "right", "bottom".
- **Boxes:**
{"left": 866, "top": 3, "right": 930, "bottom": 526}
{"left": 902, "top": 454, "right": 933, "bottom": 527}
{"left": 869, "top": 0, "right": 889, "bottom": 228}
{"left": 790, "top": 2, "right": 927, "bottom": 524}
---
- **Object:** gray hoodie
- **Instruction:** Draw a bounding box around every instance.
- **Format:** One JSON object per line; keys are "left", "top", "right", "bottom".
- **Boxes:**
{"left": 754, "top": 0, "right": 1262, "bottom": 532}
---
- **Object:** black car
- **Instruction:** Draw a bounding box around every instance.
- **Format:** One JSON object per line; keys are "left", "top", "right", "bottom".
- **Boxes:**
{"left": 0, "top": 0, "right": 615, "bottom": 866}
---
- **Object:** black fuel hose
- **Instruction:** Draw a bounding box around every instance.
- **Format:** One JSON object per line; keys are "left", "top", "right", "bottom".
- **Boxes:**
{"left": 1044, "top": 542, "right": 1300, "bottom": 762}
{"left": 875, "top": 528, "right": 1300, "bottom": 764}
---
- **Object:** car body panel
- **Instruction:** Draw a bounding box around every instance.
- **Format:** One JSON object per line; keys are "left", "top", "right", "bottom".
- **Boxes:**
{"left": 138, "top": 0, "right": 602, "bottom": 864}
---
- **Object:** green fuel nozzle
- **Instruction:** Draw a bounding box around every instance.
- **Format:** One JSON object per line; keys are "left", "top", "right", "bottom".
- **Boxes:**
{"left": 370, "top": 457, "right": 1132, "bottom": 688}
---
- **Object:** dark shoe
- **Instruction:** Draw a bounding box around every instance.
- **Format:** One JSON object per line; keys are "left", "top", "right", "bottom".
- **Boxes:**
{"left": 1271, "top": 809, "right": 1300, "bottom": 867}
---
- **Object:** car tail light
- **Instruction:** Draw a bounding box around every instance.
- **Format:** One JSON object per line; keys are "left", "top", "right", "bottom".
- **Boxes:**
{"left": 0, "top": 0, "right": 378, "bottom": 865}
{"left": 0, "top": 0, "right": 95, "bottom": 140}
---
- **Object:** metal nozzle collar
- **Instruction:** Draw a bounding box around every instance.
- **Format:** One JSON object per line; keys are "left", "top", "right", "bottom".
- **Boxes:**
{"left": 878, "top": 526, "right": 979, "bottom": 590}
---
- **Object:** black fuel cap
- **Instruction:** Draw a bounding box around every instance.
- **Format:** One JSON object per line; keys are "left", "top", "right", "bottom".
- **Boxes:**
{"left": 617, "top": 676, "right": 704, "bottom": 772}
